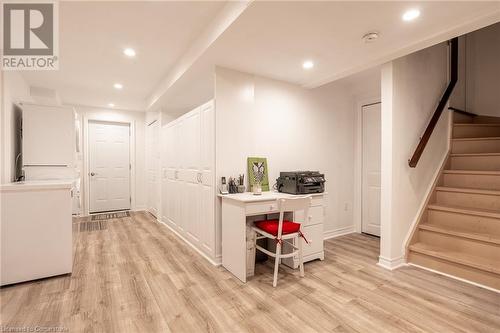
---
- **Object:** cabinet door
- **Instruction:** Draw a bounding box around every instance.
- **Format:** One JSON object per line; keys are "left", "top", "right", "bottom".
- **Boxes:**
{"left": 146, "top": 120, "right": 160, "bottom": 217}
{"left": 180, "top": 109, "right": 202, "bottom": 241}
{"left": 199, "top": 101, "right": 215, "bottom": 255}
{"left": 23, "top": 105, "right": 75, "bottom": 166}
{"left": 160, "top": 125, "right": 169, "bottom": 222}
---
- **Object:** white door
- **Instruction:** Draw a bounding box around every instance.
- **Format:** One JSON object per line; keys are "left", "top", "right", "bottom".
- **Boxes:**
{"left": 166, "top": 121, "right": 182, "bottom": 231}
{"left": 199, "top": 101, "right": 215, "bottom": 254}
{"left": 181, "top": 109, "right": 201, "bottom": 243}
{"left": 146, "top": 120, "right": 160, "bottom": 217}
{"left": 89, "top": 121, "right": 131, "bottom": 213}
{"left": 362, "top": 103, "right": 381, "bottom": 236}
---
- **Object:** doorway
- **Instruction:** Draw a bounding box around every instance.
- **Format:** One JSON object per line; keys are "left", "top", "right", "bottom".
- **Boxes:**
{"left": 88, "top": 121, "right": 131, "bottom": 213}
{"left": 362, "top": 102, "right": 381, "bottom": 236}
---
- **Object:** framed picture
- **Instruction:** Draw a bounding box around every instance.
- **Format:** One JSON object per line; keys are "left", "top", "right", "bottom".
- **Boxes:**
{"left": 247, "top": 157, "right": 269, "bottom": 191}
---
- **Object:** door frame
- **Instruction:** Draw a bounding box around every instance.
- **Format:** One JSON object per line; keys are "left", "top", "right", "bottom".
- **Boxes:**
{"left": 354, "top": 96, "right": 381, "bottom": 234}
{"left": 83, "top": 117, "right": 136, "bottom": 215}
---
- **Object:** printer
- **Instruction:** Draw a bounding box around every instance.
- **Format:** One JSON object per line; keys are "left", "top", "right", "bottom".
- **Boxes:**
{"left": 277, "top": 171, "right": 325, "bottom": 194}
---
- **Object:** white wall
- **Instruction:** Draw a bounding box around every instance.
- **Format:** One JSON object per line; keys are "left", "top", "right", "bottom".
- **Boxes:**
{"left": 451, "top": 22, "right": 500, "bottom": 116}
{"left": 75, "top": 107, "right": 147, "bottom": 213}
{"left": 215, "top": 66, "right": 379, "bottom": 252}
{"left": 1, "top": 72, "right": 31, "bottom": 183}
{"left": 380, "top": 43, "right": 450, "bottom": 267}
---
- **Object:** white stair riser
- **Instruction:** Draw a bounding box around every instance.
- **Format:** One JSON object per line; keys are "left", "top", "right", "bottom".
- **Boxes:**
{"left": 442, "top": 173, "right": 500, "bottom": 191}
{"left": 450, "top": 155, "right": 500, "bottom": 171}
{"left": 452, "top": 140, "right": 500, "bottom": 154}
{"left": 418, "top": 230, "right": 500, "bottom": 261}
{"left": 427, "top": 209, "right": 500, "bottom": 236}
{"left": 435, "top": 190, "right": 500, "bottom": 211}
{"left": 453, "top": 125, "right": 500, "bottom": 138}
{"left": 408, "top": 252, "right": 500, "bottom": 290}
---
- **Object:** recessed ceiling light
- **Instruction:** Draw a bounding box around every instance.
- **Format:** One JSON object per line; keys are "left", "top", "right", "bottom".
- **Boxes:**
{"left": 113, "top": 83, "right": 123, "bottom": 90}
{"left": 108, "top": 103, "right": 115, "bottom": 108}
{"left": 123, "top": 48, "right": 136, "bottom": 57}
{"left": 402, "top": 9, "right": 420, "bottom": 22}
{"left": 303, "top": 60, "right": 314, "bottom": 69}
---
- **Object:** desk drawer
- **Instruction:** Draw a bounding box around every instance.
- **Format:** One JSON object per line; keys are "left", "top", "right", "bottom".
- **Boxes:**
{"left": 246, "top": 202, "right": 279, "bottom": 216}
{"left": 311, "top": 196, "right": 324, "bottom": 207}
{"left": 294, "top": 206, "right": 324, "bottom": 226}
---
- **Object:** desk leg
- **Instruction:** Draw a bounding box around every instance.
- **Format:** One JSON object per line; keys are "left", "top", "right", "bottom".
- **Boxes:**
{"left": 221, "top": 200, "right": 247, "bottom": 282}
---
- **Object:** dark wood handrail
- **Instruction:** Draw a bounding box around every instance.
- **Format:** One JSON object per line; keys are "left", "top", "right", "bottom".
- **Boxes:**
{"left": 408, "top": 37, "right": 458, "bottom": 168}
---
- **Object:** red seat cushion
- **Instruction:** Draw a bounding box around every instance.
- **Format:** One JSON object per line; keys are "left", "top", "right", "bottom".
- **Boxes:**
{"left": 254, "top": 219, "right": 301, "bottom": 236}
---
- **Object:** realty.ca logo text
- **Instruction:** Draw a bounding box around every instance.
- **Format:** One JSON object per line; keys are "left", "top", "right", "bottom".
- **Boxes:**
{"left": 1, "top": 1, "right": 59, "bottom": 70}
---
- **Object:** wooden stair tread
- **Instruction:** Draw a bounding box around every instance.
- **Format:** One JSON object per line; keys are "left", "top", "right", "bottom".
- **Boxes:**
{"left": 419, "top": 224, "right": 500, "bottom": 245}
{"left": 452, "top": 136, "right": 500, "bottom": 141}
{"left": 427, "top": 204, "right": 500, "bottom": 219}
{"left": 409, "top": 243, "right": 500, "bottom": 274}
{"left": 450, "top": 152, "right": 500, "bottom": 157}
{"left": 454, "top": 123, "right": 500, "bottom": 127}
{"left": 435, "top": 186, "right": 500, "bottom": 196}
{"left": 443, "top": 170, "right": 500, "bottom": 175}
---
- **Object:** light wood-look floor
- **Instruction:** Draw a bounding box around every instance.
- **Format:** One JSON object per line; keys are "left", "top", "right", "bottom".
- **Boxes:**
{"left": 1, "top": 212, "right": 499, "bottom": 332}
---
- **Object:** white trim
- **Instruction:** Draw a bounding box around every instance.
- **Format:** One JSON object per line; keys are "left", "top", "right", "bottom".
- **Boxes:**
{"left": 158, "top": 220, "right": 222, "bottom": 266}
{"left": 83, "top": 117, "right": 136, "bottom": 215}
{"left": 408, "top": 263, "right": 500, "bottom": 294}
{"left": 323, "top": 226, "right": 356, "bottom": 240}
{"left": 377, "top": 255, "right": 407, "bottom": 270}
{"left": 354, "top": 95, "right": 381, "bottom": 234}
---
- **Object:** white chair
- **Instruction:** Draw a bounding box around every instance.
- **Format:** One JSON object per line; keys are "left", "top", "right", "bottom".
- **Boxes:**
{"left": 252, "top": 196, "right": 312, "bottom": 287}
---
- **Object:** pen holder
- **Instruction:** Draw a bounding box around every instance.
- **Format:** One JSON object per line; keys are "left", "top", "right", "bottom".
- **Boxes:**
{"left": 237, "top": 185, "right": 245, "bottom": 193}
{"left": 253, "top": 183, "right": 262, "bottom": 195}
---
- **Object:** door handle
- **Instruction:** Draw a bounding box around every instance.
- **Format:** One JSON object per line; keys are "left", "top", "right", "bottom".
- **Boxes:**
{"left": 197, "top": 172, "right": 203, "bottom": 183}
{"left": 90, "top": 172, "right": 97, "bottom": 176}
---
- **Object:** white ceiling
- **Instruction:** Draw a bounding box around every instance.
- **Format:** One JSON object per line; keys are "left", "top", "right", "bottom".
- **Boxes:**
{"left": 152, "top": 1, "right": 500, "bottom": 112}
{"left": 20, "top": 1, "right": 226, "bottom": 110}
{"left": 19, "top": 1, "right": 500, "bottom": 112}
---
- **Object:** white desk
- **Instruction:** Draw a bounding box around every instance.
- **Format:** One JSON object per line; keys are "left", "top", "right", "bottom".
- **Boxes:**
{"left": 220, "top": 191, "right": 325, "bottom": 282}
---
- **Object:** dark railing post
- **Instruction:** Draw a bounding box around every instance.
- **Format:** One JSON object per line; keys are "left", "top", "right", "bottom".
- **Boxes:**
{"left": 408, "top": 37, "right": 459, "bottom": 168}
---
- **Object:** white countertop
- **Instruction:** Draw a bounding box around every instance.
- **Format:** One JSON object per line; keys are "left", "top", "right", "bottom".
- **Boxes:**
{"left": 218, "top": 191, "right": 325, "bottom": 203}
{"left": 0, "top": 180, "right": 73, "bottom": 191}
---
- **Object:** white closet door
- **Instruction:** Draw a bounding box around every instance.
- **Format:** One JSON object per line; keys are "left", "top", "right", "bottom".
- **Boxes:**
{"left": 181, "top": 109, "right": 201, "bottom": 242}
{"left": 161, "top": 125, "right": 169, "bottom": 223}
{"left": 362, "top": 103, "right": 381, "bottom": 236}
{"left": 167, "top": 121, "right": 182, "bottom": 231}
{"left": 199, "top": 101, "right": 215, "bottom": 254}
{"left": 146, "top": 120, "right": 160, "bottom": 217}
{"left": 89, "top": 121, "right": 130, "bottom": 213}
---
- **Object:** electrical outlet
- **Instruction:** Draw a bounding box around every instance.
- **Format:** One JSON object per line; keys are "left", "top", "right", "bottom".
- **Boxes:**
{"left": 344, "top": 202, "right": 351, "bottom": 211}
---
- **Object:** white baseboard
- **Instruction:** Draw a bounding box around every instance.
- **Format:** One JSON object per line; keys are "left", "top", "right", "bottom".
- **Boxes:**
{"left": 324, "top": 226, "right": 356, "bottom": 240}
{"left": 377, "top": 255, "right": 407, "bottom": 270}
{"left": 408, "top": 263, "right": 500, "bottom": 294}
{"left": 157, "top": 219, "right": 222, "bottom": 266}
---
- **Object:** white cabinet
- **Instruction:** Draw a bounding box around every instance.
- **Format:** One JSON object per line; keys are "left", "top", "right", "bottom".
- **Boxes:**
{"left": 160, "top": 101, "right": 216, "bottom": 261}
{"left": 22, "top": 104, "right": 76, "bottom": 167}
{"left": 1, "top": 181, "right": 73, "bottom": 286}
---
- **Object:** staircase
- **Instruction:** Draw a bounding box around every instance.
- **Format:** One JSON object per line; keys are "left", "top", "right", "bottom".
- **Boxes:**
{"left": 408, "top": 112, "right": 500, "bottom": 291}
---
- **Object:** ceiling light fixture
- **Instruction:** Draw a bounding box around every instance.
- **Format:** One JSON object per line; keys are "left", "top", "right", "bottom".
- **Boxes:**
{"left": 302, "top": 60, "right": 314, "bottom": 69}
{"left": 108, "top": 103, "right": 115, "bottom": 108}
{"left": 402, "top": 9, "right": 420, "bottom": 22}
{"left": 114, "top": 83, "right": 123, "bottom": 90}
{"left": 123, "top": 48, "right": 136, "bottom": 57}
{"left": 363, "top": 32, "right": 379, "bottom": 43}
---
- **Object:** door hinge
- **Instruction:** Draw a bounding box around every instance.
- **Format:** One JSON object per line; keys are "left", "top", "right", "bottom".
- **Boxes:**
{"left": 129, "top": 163, "right": 131, "bottom": 170}
{"left": 130, "top": 197, "right": 132, "bottom": 204}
